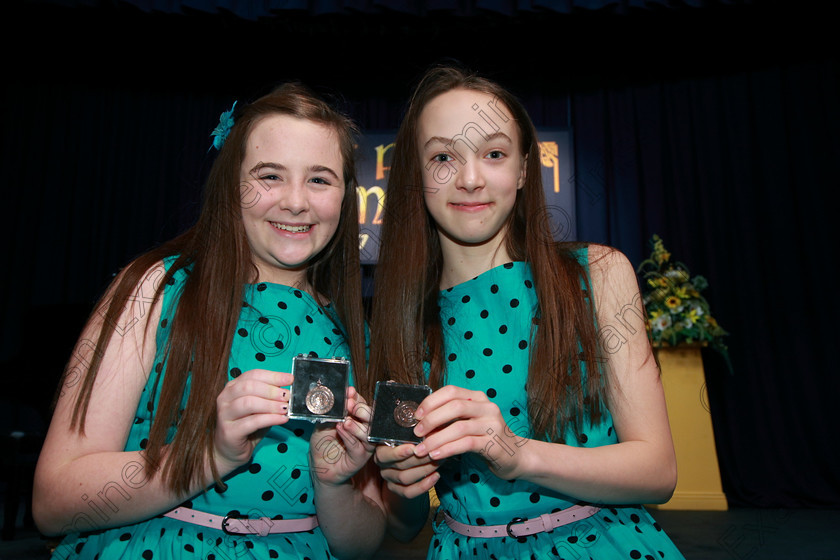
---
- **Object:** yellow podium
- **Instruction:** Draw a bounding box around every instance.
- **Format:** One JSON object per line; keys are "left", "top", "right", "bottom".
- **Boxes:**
{"left": 649, "top": 346, "right": 728, "bottom": 510}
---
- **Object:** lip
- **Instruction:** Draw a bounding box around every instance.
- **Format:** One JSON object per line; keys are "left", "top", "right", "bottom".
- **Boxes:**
{"left": 449, "top": 201, "right": 493, "bottom": 212}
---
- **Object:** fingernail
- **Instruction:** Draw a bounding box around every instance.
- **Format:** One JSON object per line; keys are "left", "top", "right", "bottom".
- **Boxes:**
{"left": 414, "top": 443, "right": 426, "bottom": 456}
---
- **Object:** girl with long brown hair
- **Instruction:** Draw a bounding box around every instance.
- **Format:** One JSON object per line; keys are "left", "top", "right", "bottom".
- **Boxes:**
{"left": 33, "top": 83, "right": 385, "bottom": 559}
{"left": 369, "top": 65, "right": 685, "bottom": 559}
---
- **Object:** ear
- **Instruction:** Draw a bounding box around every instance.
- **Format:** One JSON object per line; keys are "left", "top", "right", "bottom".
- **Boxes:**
{"left": 517, "top": 154, "right": 527, "bottom": 190}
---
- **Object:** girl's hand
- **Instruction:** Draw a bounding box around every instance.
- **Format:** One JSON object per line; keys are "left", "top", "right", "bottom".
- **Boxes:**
{"left": 411, "top": 385, "right": 527, "bottom": 480}
{"left": 374, "top": 443, "right": 440, "bottom": 500}
{"left": 214, "top": 369, "right": 292, "bottom": 473}
{"left": 310, "top": 387, "right": 376, "bottom": 486}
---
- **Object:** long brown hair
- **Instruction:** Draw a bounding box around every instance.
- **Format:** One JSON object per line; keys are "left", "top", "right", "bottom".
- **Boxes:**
{"left": 368, "top": 64, "right": 606, "bottom": 443}
{"left": 67, "top": 82, "right": 366, "bottom": 495}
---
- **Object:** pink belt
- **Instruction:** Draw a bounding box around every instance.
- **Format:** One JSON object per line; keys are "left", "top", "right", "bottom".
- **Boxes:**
{"left": 163, "top": 506, "right": 319, "bottom": 536}
{"left": 443, "top": 504, "right": 601, "bottom": 538}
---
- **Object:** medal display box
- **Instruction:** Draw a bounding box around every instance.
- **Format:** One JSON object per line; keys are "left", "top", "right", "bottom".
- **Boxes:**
{"left": 368, "top": 381, "right": 432, "bottom": 445}
{"left": 288, "top": 354, "right": 349, "bottom": 423}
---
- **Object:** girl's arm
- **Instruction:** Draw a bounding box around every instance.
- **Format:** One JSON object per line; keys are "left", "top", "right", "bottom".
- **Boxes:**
{"left": 33, "top": 264, "right": 292, "bottom": 535}
{"left": 310, "top": 388, "right": 388, "bottom": 559}
{"left": 412, "top": 246, "right": 678, "bottom": 505}
{"left": 375, "top": 444, "right": 436, "bottom": 542}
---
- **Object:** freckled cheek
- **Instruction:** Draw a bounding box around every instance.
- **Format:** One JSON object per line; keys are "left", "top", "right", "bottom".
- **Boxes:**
{"left": 242, "top": 199, "right": 275, "bottom": 224}
{"left": 321, "top": 192, "right": 346, "bottom": 227}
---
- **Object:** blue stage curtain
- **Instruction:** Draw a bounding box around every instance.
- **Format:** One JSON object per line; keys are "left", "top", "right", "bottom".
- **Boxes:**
{"left": 568, "top": 60, "right": 840, "bottom": 508}
{"left": 26, "top": 0, "right": 754, "bottom": 19}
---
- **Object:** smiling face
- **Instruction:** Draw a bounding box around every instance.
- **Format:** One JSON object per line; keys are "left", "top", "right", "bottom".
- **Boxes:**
{"left": 417, "top": 88, "right": 526, "bottom": 255}
{"left": 240, "top": 114, "right": 345, "bottom": 286}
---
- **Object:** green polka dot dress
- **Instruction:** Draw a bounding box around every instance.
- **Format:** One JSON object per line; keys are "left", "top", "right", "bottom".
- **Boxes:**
{"left": 52, "top": 259, "right": 357, "bottom": 559}
{"left": 428, "top": 252, "right": 685, "bottom": 559}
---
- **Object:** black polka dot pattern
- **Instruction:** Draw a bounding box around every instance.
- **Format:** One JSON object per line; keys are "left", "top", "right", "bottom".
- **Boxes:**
{"left": 88, "top": 260, "right": 352, "bottom": 558}
{"left": 430, "top": 259, "right": 684, "bottom": 559}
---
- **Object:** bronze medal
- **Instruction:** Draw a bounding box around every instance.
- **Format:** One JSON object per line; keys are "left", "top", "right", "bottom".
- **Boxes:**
{"left": 394, "top": 399, "right": 419, "bottom": 428}
{"left": 305, "top": 381, "right": 334, "bottom": 415}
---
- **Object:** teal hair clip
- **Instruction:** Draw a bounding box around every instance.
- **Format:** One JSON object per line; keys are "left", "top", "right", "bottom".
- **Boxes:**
{"left": 210, "top": 101, "right": 238, "bottom": 151}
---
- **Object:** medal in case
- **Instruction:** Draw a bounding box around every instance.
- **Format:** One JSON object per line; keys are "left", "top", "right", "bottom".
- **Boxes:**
{"left": 288, "top": 354, "right": 349, "bottom": 422}
{"left": 368, "top": 381, "right": 432, "bottom": 445}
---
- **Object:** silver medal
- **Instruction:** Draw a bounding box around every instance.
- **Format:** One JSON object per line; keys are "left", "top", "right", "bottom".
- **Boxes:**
{"left": 305, "top": 381, "right": 334, "bottom": 415}
{"left": 394, "top": 399, "right": 419, "bottom": 428}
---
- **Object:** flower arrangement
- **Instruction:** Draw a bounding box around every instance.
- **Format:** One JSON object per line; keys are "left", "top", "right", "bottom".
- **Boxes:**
{"left": 637, "top": 235, "right": 732, "bottom": 371}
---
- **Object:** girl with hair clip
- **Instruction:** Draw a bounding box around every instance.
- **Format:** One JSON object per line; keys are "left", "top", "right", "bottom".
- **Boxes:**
{"left": 33, "top": 83, "right": 385, "bottom": 559}
{"left": 368, "top": 64, "right": 685, "bottom": 559}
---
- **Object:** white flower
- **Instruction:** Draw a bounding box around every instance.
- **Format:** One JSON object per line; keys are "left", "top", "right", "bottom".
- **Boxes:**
{"left": 651, "top": 314, "right": 672, "bottom": 332}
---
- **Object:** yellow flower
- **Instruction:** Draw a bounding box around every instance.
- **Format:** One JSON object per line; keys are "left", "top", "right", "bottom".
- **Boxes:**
{"left": 675, "top": 286, "right": 689, "bottom": 299}
{"left": 688, "top": 308, "right": 701, "bottom": 324}
{"left": 665, "top": 296, "right": 681, "bottom": 309}
{"left": 649, "top": 309, "right": 664, "bottom": 319}
{"left": 647, "top": 276, "right": 669, "bottom": 288}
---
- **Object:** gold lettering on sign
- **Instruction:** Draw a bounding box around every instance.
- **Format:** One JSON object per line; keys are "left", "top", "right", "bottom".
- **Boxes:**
{"left": 375, "top": 143, "right": 395, "bottom": 180}
{"left": 357, "top": 186, "right": 386, "bottom": 225}
{"left": 539, "top": 141, "right": 560, "bottom": 193}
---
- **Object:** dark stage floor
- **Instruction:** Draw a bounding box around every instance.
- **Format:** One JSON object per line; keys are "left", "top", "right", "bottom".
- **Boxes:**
{"left": 3, "top": 502, "right": 839, "bottom": 560}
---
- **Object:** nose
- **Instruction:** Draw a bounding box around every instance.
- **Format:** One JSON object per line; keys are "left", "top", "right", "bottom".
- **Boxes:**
{"left": 280, "top": 180, "right": 309, "bottom": 214}
{"left": 454, "top": 156, "right": 484, "bottom": 192}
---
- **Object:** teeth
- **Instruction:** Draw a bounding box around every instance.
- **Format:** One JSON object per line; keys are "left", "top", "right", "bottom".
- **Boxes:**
{"left": 272, "top": 223, "right": 311, "bottom": 233}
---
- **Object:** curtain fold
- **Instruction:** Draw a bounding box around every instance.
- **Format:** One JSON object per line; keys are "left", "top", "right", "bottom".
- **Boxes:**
{"left": 26, "top": 0, "right": 755, "bottom": 18}
{"left": 570, "top": 59, "right": 840, "bottom": 507}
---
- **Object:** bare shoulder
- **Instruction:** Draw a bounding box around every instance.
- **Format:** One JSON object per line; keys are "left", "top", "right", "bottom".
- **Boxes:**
{"left": 585, "top": 244, "right": 637, "bottom": 288}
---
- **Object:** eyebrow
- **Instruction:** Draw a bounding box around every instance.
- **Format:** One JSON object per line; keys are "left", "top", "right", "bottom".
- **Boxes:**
{"left": 249, "top": 162, "right": 285, "bottom": 176}
{"left": 249, "top": 162, "right": 340, "bottom": 180}
{"left": 309, "top": 164, "right": 341, "bottom": 180}
{"left": 423, "top": 131, "right": 514, "bottom": 150}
